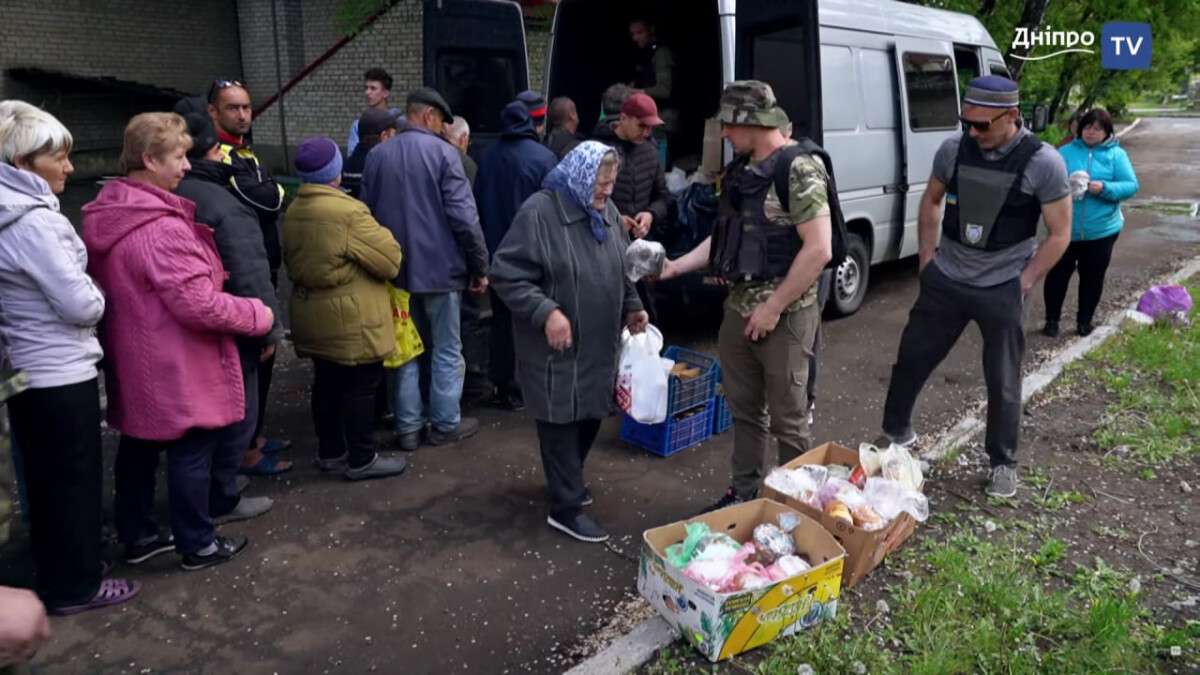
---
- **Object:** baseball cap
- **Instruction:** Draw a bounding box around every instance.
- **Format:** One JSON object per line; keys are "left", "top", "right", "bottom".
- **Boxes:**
{"left": 360, "top": 107, "right": 402, "bottom": 136}
{"left": 620, "top": 93, "right": 664, "bottom": 126}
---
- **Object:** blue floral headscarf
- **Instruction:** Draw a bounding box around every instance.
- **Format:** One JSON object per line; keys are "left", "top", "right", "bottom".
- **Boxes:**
{"left": 542, "top": 140, "right": 617, "bottom": 243}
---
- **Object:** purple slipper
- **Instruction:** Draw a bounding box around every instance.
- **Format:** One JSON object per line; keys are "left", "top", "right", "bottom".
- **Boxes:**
{"left": 49, "top": 578, "right": 141, "bottom": 616}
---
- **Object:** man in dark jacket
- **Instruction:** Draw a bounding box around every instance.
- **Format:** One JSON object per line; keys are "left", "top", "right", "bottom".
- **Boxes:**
{"left": 343, "top": 107, "right": 404, "bottom": 199}
{"left": 175, "top": 113, "right": 288, "bottom": 519}
{"left": 475, "top": 101, "right": 558, "bottom": 410}
{"left": 545, "top": 97, "right": 584, "bottom": 160}
{"left": 593, "top": 92, "right": 669, "bottom": 321}
{"left": 362, "top": 87, "right": 490, "bottom": 448}
{"left": 200, "top": 81, "right": 291, "bottom": 461}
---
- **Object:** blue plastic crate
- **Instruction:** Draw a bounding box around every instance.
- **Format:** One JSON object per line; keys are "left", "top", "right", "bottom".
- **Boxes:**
{"left": 620, "top": 399, "right": 715, "bottom": 457}
{"left": 713, "top": 394, "right": 733, "bottom": 434}
{"left": 663, "top": 346, "right": 719, "bottom": 415}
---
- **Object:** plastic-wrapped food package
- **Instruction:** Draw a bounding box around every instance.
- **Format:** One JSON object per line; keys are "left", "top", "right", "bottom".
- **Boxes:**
{"left": 863, "top": 477, "right": 929, "bottom": 522}
{"left": 693, "top": 534, "right": 741, "bottom": 562}
{"left": 881, "top": 444, "right": 924, "bottom": 491}
{"left": 624, "top": 239, "right": 667, "bottom": 282}
{"left": 796, "top": 465, "right": 830, "bottom": 487}
{"left": 774, "top": 555, "right": 811, "bottom": 578}
{"left": 753, "top": 523, "right": 795, "bottom": 564}
{"left": 824, "top": 499, "right": 853, "bottom": 524}
{"left": 826, "top": 464, "right": 852, "bottom": 482}
{"left": 764, "top": 468, "right": 821, "bottom": 509}
{"left": 851, "top": 503, "right": 886, "bottom": 531}
{"left": 776, "top": 512, "right": 803, "bottom": 534}
{"left": 818, "top": 478, "right": 866, "bottom": 509}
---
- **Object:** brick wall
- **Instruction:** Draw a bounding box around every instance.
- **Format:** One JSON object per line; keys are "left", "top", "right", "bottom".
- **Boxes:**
{"left": 0, "top": 0, "right": 242, "bottom": 151}
{"left": 242, "top": 0, "right": 552, "bottom": 172}
{"left": 240, "top": 0, "right": 424, "bottom": 167}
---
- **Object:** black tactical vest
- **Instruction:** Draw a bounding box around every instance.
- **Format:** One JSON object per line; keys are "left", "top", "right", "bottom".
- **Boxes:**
{"left": 709, "top": 140, "right": 847, "bottom": 281}
{"left": 942, "top": 132, "right": 1044, "bottom": 251}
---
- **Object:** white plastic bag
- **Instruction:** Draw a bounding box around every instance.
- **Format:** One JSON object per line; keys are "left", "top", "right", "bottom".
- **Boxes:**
{"left": 615, "top": 325, "right": 671, "bottom": 424}
{"left": 665, "top": 167, "right": 689, "bottom": 195}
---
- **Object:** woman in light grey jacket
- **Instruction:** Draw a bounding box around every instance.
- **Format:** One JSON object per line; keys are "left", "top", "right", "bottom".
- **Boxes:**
{"left": 0, "top": 101, "right": 140, "bottom": 614}
{"left": 491, "top": 141, "right": 647, "bottom": 544}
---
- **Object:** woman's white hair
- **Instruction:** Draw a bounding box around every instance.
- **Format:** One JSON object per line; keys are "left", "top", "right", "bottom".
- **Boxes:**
{"left": 0, "top": 100, "right": 73, "bottom": 166}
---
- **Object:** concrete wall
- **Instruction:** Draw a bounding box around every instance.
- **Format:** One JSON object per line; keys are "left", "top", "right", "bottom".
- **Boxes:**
{"left": 0, "top": 0, "right": 242, "bottom": 153}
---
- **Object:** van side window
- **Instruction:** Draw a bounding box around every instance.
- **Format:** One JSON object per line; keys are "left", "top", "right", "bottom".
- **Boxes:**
{"left": 990, "top": 63, "right": 1011, "bottom": 77}
{"left": 902, "top": 52, "right": 958, "bottom": 131}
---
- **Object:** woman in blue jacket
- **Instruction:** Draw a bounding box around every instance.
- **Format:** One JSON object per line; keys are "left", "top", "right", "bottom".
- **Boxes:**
{"left": 1043, "top": 108, "right": 1139, "bottom": 337}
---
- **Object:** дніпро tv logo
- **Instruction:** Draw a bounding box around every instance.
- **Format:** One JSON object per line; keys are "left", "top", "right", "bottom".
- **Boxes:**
{"left": 1011, "top": 22, "right": 1151, "bottom": 70}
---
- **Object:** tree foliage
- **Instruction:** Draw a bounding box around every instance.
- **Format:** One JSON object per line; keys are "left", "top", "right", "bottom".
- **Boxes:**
{"left": 909, "top": 0, "right": 1200, "bottom": 123}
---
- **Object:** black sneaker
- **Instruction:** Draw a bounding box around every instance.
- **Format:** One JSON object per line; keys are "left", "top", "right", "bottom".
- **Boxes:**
{"left": 428, "top": 417, "right": 480, "bottom": 446}
{"left": 581, "top": 487, "right": 594, "bottom": 507}
{"left": 1041, "top": 321, "right": 1060, "bottom": 337}
{"left": 1077, "top": 322, "right": 1095, "bottom": 337}
{"left": 180, "top": 535, "right": 248, "bottom": 571}
{"left": 547, "top": 513, "right": 609, "bottom": 543}
{"left": 124, "top": 533, "right": 175, "bottom": 565}
{"left": 701, "top": 487, "right": 751, "bottom": 514}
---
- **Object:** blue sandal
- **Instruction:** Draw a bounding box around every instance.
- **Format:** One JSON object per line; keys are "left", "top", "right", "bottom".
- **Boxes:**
{"left": 260, "top": 437, "right": 293, "bottom": 455}
{"left": 238, "top": 453, "right": 293, "bottom": 476}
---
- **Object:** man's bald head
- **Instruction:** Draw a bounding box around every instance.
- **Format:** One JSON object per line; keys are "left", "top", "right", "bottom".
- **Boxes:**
{"left": 549, "top": 96, "right": 579, "bottom": 134}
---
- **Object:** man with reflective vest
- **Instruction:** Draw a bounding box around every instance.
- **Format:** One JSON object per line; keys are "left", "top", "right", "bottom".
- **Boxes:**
{"left": 661, "top": 80, "right": 845, "bottom": 511}
{"left": 878, "top": 75, "right": 1071, "bottom": 498}
{"left": 206, "top": 79, "right": 291, "bottom": 471}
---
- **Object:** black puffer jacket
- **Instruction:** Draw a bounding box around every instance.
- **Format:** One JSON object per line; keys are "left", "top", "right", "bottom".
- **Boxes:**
{"left": 592, "top": 121, "right": 669, "bottom": 225}
{"left": 176, "top": 160, "right": 284, "bottom": 366}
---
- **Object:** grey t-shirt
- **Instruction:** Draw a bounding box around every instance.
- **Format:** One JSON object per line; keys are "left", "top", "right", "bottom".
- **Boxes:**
{"left": 931, "top": 128, "right": 1069, "bottom": 287}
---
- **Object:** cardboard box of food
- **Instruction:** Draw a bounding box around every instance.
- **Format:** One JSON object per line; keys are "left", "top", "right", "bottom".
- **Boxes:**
{"left": 637, "top": 499, "right": 845, "bottom": 662}
{"left": 760, "top": 442, "right": 920, "bottom": 588}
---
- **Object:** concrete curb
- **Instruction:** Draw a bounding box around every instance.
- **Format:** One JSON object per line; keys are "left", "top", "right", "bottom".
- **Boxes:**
{"left": 567, "top": 183, "right": 1197, "bottom": 675}
{"left": 562, "top": 615, "right": 678, "bottom": 675}
{"left": 1117, "top": 117, "right": 1142, "bottom": 138}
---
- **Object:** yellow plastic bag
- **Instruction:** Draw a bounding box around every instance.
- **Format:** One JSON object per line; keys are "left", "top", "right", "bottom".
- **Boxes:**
{"left": 384, "top": 283, "right": 424, "bottom": 368}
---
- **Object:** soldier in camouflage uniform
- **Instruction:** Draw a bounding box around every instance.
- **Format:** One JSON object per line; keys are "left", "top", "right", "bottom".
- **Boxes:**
{"left": 661, "top": 81, "right": 835, "bottom": 509}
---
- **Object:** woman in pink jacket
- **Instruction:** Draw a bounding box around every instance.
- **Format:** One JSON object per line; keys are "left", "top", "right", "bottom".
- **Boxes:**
{"left": 83, "top": 113, "right": 273, "bottom": 572}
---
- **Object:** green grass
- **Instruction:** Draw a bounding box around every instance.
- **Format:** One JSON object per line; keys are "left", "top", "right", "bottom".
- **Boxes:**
{"left": 644, "top": 533, "right": 1175, "bottom": 674}
{"left": 1069, "top": 282, "right": 1200, "bottom": 466}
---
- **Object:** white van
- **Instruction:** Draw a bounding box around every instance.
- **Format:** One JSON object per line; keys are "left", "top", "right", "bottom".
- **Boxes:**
{"left": 424, "top": 0, "right": 1026, "bottom": 316}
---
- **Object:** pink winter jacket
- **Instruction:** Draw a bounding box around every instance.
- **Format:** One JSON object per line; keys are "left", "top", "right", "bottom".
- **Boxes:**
{"left": 82, "top": 178, "right": 272, "bottom": 441}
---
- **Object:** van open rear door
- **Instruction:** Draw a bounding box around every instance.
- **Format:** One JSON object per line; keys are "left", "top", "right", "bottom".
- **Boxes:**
{"left": 892, "top": 37, "right": 960, "bottom": 239}
{"left": 423, "top": 0, "right": 529, "bottom": 141}
{"left": 731, "top": 1, "right": 823, "bottom": 143}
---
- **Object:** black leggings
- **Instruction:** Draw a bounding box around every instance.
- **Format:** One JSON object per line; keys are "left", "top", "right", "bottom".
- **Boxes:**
{"left": 1043, "top": 232, "right": 1119, "bottom": 326}
{"left": 8, "top": 379, "right": 103, "bottom": 607}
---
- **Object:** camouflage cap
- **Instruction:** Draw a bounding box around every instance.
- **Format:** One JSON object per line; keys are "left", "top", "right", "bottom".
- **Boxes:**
{"left": 718, "top": 80, "right": 790, "bottom": 129}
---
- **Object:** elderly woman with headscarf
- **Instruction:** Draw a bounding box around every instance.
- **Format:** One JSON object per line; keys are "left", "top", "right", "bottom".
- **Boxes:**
{"left": 491, "top": 141, "right": 649, "bottom": 543}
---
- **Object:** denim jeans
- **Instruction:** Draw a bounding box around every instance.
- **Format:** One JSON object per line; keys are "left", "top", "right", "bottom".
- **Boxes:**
{"left": 394, "top": 291, "right": 464, "bottom": 434}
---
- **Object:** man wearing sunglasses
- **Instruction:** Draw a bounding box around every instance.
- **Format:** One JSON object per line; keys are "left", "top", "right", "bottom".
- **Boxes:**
{"left": 878, "top": 75, "right": 1071, "bottom": 499}
{"left": 206, "top": 79, "right": 291, "bottom": 474}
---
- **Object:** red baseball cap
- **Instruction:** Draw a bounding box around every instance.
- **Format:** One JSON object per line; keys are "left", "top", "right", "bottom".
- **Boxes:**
{"left": 621, "top": 93, "right": 664, "bottom": 126}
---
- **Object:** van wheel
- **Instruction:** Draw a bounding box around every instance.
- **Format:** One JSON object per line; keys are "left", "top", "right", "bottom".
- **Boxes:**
{"left": 828, "top": 233, "right": 869, "bottom": 317}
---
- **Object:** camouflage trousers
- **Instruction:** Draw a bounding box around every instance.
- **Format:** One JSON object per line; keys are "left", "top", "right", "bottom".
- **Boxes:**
{"left": 718, "top": 303, "right": 820, "bottom": 497}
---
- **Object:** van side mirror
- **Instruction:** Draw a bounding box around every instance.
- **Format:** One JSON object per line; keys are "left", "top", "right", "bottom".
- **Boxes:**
{"left": 1031, "top": 104, "right": 1048, "bottom": 133}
